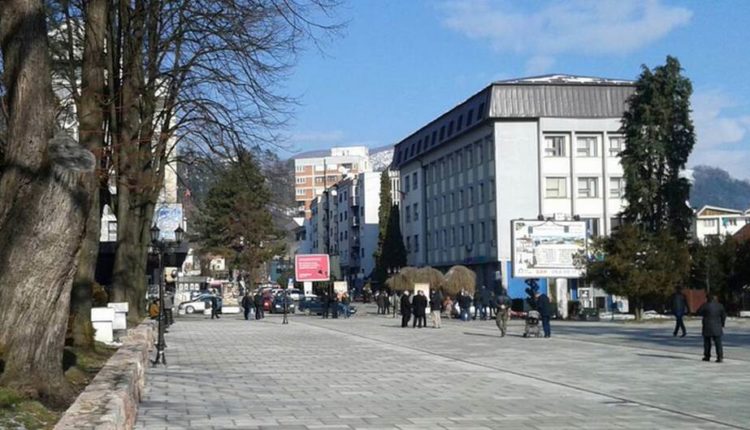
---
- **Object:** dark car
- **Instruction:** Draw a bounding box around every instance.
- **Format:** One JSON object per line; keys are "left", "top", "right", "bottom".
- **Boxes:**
{"left": 271, "top": 294, "right": 296, "bottom": 314}
{"left": 298, "top": 297, "right": 356, "bottom": 316}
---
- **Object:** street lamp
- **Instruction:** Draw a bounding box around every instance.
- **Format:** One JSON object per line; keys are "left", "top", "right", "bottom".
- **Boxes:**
{"left": 150, "top": 224, "right": 183, "bottom": 366}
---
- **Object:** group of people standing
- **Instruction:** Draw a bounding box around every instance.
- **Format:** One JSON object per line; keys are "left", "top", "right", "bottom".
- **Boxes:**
{"left": 241, "top": 290, "right": 266, "bottom": 320}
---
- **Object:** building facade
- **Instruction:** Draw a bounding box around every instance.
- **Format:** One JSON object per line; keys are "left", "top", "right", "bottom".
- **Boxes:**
{"left": 294, "top": 146, "right": 372, "bottom": 217}
{"left": 693, "top": 205, "right": 750, "bottom": 241}
{"left": 392, "top": 75, "right": 635, "bottom": 304}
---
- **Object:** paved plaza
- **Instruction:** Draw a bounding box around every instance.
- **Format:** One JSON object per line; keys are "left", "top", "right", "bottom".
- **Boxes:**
{"left": 136, "top": 306, "right": 750, "bottom": 430}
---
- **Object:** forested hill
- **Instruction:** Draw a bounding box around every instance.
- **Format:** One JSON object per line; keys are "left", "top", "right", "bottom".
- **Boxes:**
{"left": 690, "top": 165, "right": 750, "bottom": 210}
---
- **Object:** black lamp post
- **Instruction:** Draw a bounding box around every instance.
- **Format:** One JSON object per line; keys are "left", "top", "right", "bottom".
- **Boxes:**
{"left": 151, "top": 224, "right": 183, "bottom": 366}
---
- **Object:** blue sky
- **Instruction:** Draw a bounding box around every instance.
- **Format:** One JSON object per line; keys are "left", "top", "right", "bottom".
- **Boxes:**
{"left": 282, "top": 0, "right": 750, "bottom": 179}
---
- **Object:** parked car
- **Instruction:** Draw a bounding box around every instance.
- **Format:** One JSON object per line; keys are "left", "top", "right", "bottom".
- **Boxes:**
{"left": 287, "top": 288, "right": 303, "bottom": 301}
{"left": 178, "top": 294, "right": 222, "bottom": 314}
{"left": 298, "top": 297, "right": 356, "bottom": 316}
{"left": 271, "top": 294, "right": 296, "bottom": 314}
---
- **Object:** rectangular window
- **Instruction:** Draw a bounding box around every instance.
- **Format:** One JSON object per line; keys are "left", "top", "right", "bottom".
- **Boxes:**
{"left": 457, "top": 115, "right": 463, "bottom": 131}
{"left": 578, "top": 177, "right": 599, "bottom": 198}
{"left": 703, "top": 219, "right": 717, "bottom": 227}
{"left": 478, "top": 103, "right": 485, "bottom": 120}
{"left": 479, "top": 222, "right": 485, "bottom": 242}
{"left": 107, "top": 221, "right": 117, "bottom": 241}
{"left": 315, "top": 164, "right": 324, "bottom": 172}
{"left": 431, "top": 131, "right": 437, "bottom": 146}
{"left": 466, "top": 148, "right": 472, "bottom": 169}
{"left": 414, "top": 235, "right": 419, "bottom": 252}
{"left": 406, "top": 236, "right": 411, "bottom": 253}
{"left": 486, "top": 135, "right": 494, "bottom": 161}
{"left": 467, "top": 109, "right": 474, "bottom": 124}
{"left": 476, "top": 142, "right": 483, "bottom": 165}
{"left": 459, "top": 190, "right": 464, "bottom": 209}
{"left": 459, "top": 226, "right": 465, "bottom": 245}
{"left": 576, "top": 136, "right": 598, "bottom": 157}
{"left": 295, "top": 165, "right": 305, "bottom": 172}
{"left": 544, "top": 136, "right": 566, "bottom": 157}
{"left": 413, "top": 203, "right": 419, "bottom": 221}
{"left": 295, "top": 177, "right": 306, "bottom": 184}
{"left": 468, "top": 186, "right": 474, "bottom": 206}
{"left": 609, "top": 177, "right": 624, "bottom": 198}
{"left": 479, "top": 183, "right": 484, "bottom": 203}
{"left": 448, "top": 121, "right": 454, "bottom": 136}
{"left": 583, "top": 218, "right": 600, "bottom": 237}
{"left": 451, "top": 227, "right": 456, "bottom": 246}
{"left": 470, "top": 224, "right": 475, "bottom": 243}
{"left": 405, "top": 205, "right": 411, "bottom": 223}
{"left": 296, "top": 189, "right": 306, "bottom": 196}
{"left": 439, "top": 126, "right": 445, "bottom": 141}
{"left": 443, "top": 230, "right": 448, "bottom": 247}
{"left": 315, "top": 176, "right": 324, "bottom": 184}
{"left": 489, "top": 180, "right": 495, "bottom": 201}
{"left": 545, "top": 177, "right": 567, "bottom": 198}
{"left": 412, "top": 172, "right": 418, "bottom": 189}
{"left": 609, "top": 136, "right": 624, "bottom": 157}
{"left": 404, "top": 175, "right": 410, "bottom": 193}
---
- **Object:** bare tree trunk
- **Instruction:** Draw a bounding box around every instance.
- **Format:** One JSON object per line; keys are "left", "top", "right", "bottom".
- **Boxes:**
{"left": 0, "top": 0, "right": 91, "bottom": 404}
{"left": 70, "top": 0, "right": 109, "bottom": 348}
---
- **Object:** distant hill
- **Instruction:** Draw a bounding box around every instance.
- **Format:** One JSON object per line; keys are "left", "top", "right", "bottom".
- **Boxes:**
{"left": 690, "top": 165, "right": 750, "bottom": 210}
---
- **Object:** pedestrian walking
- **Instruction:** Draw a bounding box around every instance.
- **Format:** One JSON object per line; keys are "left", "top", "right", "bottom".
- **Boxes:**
{"left": 342, "top": 292, "right": 351, "bottom": 318}
{"left": 376, "top": 292, "right": 384, "bottom": 315}
{"left": 400, "top": 291, "right": 412, "bottom": 328}
{"left": 254, "top": 291, "right": 263, "bottom": 320}
{"left": 331, "top": 293, "right": 340, "bottom": 319}
{"left": 430, "top": 289, "right": 443, "bottom": 328}
{"left": 321, "top": 292, "right": 330, "bottom": 319}
{"left": 495, "top": 288, "right": 511, "bottom": 337}
{"left": 383, "top": 291, "right": 391, "bottom": 315}
{"left": 671, "top": 286, "right": 689, "bottom": 337}
{"left": 391, "top": 292, "right": 399, "bottom": 318}
{"left": 458, "top": 290, "right": 471, "bottom": 321}
{"left": 479, "top": 285, "right": 490, "bottom": 320}
{"left": 697, "top": 295, "right": 727, "bottom": 363}
{"left": 242, "top": 292, "right": 253, "bottom": 321}
{"left": 412, "top": 290, "right": 428, "bottom": 328}
{"left": 535, "top": 291, "right": 551, "bottom": 337}
{"left": 210, "top": 294, "right": 221, "bottom": 319}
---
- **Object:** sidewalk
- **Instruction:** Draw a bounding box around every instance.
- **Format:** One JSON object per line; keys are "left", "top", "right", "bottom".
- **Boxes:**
{"left": 135, "top": 311, "right": 750, "bottom": 429}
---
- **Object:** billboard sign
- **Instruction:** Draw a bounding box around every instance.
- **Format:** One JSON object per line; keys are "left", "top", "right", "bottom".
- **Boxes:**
{"left": 511, "top": 219, "right": 587, "bottom": 278}
{"left": 294, "top": 254, "right": 330, "bottom": 282}
{"left": 154, "top": 203, "right": 183, "bottom": 241}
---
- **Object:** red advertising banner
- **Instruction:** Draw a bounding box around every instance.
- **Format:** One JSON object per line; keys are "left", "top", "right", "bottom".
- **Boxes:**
{"left": 295, "top": 254, "right": 330, "bottom": 282}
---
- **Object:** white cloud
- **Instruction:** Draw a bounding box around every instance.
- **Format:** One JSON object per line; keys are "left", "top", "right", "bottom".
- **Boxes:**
{"left": 692, "top": 90, "right": 750, "bottom": 148}
{"left": 440, "top": 0, "right": 692, "bottom": 60}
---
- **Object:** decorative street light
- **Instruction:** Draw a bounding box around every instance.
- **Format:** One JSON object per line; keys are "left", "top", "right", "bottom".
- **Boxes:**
{"left": 150, "top": 224, "right": 183, "bottom": 366}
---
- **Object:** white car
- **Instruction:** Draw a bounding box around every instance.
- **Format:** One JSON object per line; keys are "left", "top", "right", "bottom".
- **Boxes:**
{"left": 287, "top": 288, "right": 303, "bottom": 301}
{"left": 178, "top": 294, "right": 220, "bottom": 314}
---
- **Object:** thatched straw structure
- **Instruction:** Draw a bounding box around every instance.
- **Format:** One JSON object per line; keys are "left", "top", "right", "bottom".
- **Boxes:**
{"left": 385, "top": 266, "right": 446, "bottom": 292}
{"left": 443, "top": 265, "right": 476, "bottom": 296}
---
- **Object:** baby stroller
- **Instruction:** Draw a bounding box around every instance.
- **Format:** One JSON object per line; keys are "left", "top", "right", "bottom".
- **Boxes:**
{"left": 523, "top": 310, "right": 541, "bottom": 338}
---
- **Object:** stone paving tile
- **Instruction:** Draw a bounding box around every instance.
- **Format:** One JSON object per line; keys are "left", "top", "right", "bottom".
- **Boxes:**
{"left": 135, "top": 308, "right": 750, "bottom": 430}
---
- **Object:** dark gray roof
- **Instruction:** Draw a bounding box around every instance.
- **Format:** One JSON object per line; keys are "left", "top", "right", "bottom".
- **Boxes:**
{"left": 490, "top": 83, "right": 635, "bottom": 118}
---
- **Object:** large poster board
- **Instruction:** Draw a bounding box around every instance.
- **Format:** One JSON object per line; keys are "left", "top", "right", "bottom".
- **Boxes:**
{"left": 154, "top": 203, "right": 183, "bottom": 241}
{"left": 295, "top": 254, "right": 330, "bottom": 282}
{"left": 511, "top": 219, "right": 587, "bottom": 278}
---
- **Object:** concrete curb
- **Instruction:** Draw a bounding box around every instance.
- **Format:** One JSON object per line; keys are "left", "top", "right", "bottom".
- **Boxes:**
{"left": 55, "top": 320, "right": 156, "bottom": 430}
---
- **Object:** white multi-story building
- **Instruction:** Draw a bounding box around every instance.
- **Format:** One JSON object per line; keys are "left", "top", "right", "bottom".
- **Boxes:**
{"left": 294, "top": 146, "right": 372, "bottom": 217}
{"left": 693, "top": 205, "right": 750, "bottom": 241}
{"left": 392, "top": 75, "right": 635, "bottom": 300}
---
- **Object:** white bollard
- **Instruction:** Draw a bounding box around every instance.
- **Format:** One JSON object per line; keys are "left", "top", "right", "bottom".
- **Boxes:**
{"left": 107, "top": 302, "right": 129, "bottom": 330}
{"left": 91, "top": 307, "right": 115, "bottom": 344}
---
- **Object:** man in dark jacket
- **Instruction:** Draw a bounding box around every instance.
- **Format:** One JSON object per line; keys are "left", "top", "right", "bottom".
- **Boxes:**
{"left": 321, "top": 292, "right": 330, "bottom": 319}
{"left": 697, "top": 295, "right": 727, "bottom": 362}
{"left": 400, "top": 291, "right": 412, "bottom": 328}
{"left": 254, "top": 292, "right": 263, "bottom": 320}
{"left": 412, "top": 290, "right": 428, "bottom": 328}
{"left": 479, "top": 285, "right": 490, "bottom": 320}
{"left": 241, "top": 292, "right": 253, "bottom": 321}
{"left": 535, "top": 291, "right": 551, "bottom": 338}
{"left": 670, "top": 286, "right": 689, "bottom": 337}
{"left": 496, "top": 288, "right": 512, "bottom": 337}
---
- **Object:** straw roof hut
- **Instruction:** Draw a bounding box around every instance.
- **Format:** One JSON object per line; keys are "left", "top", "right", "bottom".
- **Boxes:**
{"left": 443, "top": 265, "right": 476, "bottom": 296}
{"left": 385, "top": 266, "right": 446, "bottom": 292}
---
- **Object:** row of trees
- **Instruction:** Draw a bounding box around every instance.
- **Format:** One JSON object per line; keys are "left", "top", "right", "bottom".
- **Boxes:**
{"left": 583, "top": 56, "right": 750, "bottom": 318}
{"left": 0, "top": 0, "right": 338, "bottom": 404}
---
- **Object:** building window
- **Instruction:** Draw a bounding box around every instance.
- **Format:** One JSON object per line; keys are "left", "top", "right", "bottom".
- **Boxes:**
{"left": 414, "top": 235, "right": 419, "bottom": 252}
{"left": 577, "top": 177, "right": 598, "bottom": 198}
{"left": 457, "top": 114, "right": 463, "bottom": 131}
{"left": 404, "top": 175, "right": 410, "bottom": 193}
{"left": 476, "top": 142, "right": 483, "bottom": 165}
{"left": 489, "top": 180, "right": 495, "bottom": 201}
{"left": 479, "top": 222, "right": 485, "bottom": 242}
{"left": 315, "top": 177, "right": 324, "bottom": 184}
{"left": 544, "top": 136, "right": 566, "bottom": 157}
{"left": 451, "top": 227, "right": 456, "bottom": 246}
{"left": 576, "top": 136, "right": 598, "bottom": 157}
{"left": 107, "top": 221, "right": 117, "bottom": 241}
{"left": 315, "top": 164, "right": 324, "bottom": 172}
{"left": 469, "top": 224, "right": 475, "bottom": 242}
{"left": 413, "top": 203, "right": 419, "bottom": 221}
{"left": 545, "top": 177, "right": 567, "bottom": 198}
{"left": 582, "top": 218, "right": 600, "bottom": 237}
{"left": 296, "top": 189, "right": 306, "bottom": 196}
{"left": 443, "top": 229, "right": 448, "bottom": 247}
{"left": 468, "top": 186, "right": 474, "bottom": 206}
{"left": 479, "top": 182, "right": 484, "bottom": 203}
{"left": 295, "top": 177, "right": 306, "bottom": 184}
{"left": 295, "top": 165, "right": 305, "bottom": 172}
{"left": 609, "top": 177, "right": 624, "bottom": 198}
{"left": 459, "top": 190, "right": 464, "bottom": 209}
{"left": 611, "top": 216, "right": 622, "bottom": 231}
{"left": 448, "top": 120, "right": 454, "bottom": 136}
{"left": 406, "top": 236, "right": 411, "bottom": 253}
{"left": 440, "top": 125, "right": 445, "bottom": 141}
{"left": 405, "top": 205, "right": 411, "bottom": 223}
{"left": 459, "top": 226, "right": 465, "bottom": 245}
{"left": 466, "top": 148, "right": 472, "bottom": 169}
{"left": 609, "top": 136, "right": 624, "bottom": 157}
{"left": 478, "top": 103, "right": 485, "bottom": 120}
{"left": 412, "top": 172, "right": 418, "bottom": 190}
{"left": 431, "top": 131, "right": 437, "bottom": 146}
{"left": 703, "top": 219, "right": 717, "bottom": 227}
{"left": 467, "top": 109, "right": 474, "bottom": 124}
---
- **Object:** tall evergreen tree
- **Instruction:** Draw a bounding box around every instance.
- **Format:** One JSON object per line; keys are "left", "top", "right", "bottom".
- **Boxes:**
{"left": 621, "top": 56, "right": 696, "bottom": 240}
{"left": 381, "top": 204, "right": 407, "bottom": 272}
{"left": 371, "top": 170, "right": 393, "bottom": 281}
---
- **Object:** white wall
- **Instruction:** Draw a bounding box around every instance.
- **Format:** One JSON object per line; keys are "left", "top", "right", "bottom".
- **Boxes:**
{"left": 360, "top": 172, "right": 382, "bottom": 277}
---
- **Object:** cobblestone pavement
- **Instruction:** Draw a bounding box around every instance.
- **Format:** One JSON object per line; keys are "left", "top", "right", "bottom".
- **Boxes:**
{"left": 136, "top": 306, "right": 750, "bottom": 430}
